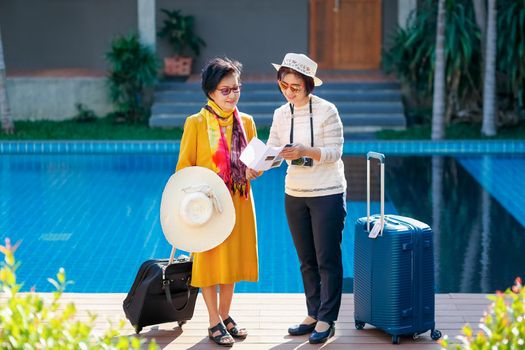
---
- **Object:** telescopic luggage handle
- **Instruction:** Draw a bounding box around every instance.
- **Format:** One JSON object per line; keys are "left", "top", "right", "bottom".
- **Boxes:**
{"left": 366, "top": 151, "right": 385, "bottom": 236}
{"left": 168, "top": 246, "right": 192, "bottom": 264}
{"left": 169, "top": 246, "right": 176, "bottom": 264}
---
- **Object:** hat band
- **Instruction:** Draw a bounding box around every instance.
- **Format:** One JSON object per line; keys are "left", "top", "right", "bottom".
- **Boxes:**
{"left": 282, "top": 59, "right": 315, "bottom": 77}
{"left": 182, "top": 185, "right": 223, "bottom": 214}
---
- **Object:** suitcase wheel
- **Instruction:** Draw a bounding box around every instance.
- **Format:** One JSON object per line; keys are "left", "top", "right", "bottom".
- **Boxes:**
{"left": 354, "top": 321, "right": 365, "bottom": 330}
{"left": 431, "top": 329, "right": 442, "bottom": 340}
{"left": 178, "top": 320, "right": 186, "bottom": 328}
{"left": 134, "top": 325, "right": 143, "bottom": 334}
{"left": 392, "top": 335, "right": 400, "bottom": 345}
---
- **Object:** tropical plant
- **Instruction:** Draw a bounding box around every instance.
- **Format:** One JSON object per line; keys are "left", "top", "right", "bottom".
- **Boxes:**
{"left": 157, "top": 9, "right": 206, "bottom": 58}
{"left": 382, "top": 9, "right": 436, "bottom": 100}
{"left": 73, "top": 103, "right": 98, "bottom": 123}
{"left": 440, "top": 277, "right": 525, "bottom": 349}
{"left": 0, "top": 238, "right": 159, "bottom": 350}
{"left": 471, "top": 0, "right": 487, "bottom": 63}
{"left": 442, "top": 0, "right": 481, "bottom": 121}
{"left": 106, "top": 33, "right": 158, "bottom": 124}
{"left": 383, "top": 0, "right": 481, "bottom": 125}
{"left": 497, "top": 0, "right": 525, "bottom": 117}
{"left": 0, "top": 25, "right": 14, "bottom": 134}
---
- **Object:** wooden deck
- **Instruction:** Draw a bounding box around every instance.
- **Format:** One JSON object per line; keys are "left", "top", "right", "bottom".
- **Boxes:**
{"left": 51, "top": 292, "right": 490, "bottom": 349}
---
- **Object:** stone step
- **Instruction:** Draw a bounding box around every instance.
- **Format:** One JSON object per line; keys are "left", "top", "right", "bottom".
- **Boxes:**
{"left": 149, "top": 113, "right": 406, "bottom": 128}
{"left": 343, "top": 130, "right": 383, "bottom": 140}
{"left": 155, "top": 81, "right": 401, "bottom": 92}
{"left": 154, "top": 90, "right": 402, "bottom": 103}
{"left": 151, "top": 101, "right": 404, "bottom": 115}
{"left": 150, "top": 78, "right": 407, "bottom": 136}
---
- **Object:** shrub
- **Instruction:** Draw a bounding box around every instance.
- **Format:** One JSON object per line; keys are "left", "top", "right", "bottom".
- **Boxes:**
{"left": 0, "top": 238, "right": 158, "bottom": 350}
{"left": 106, "top": 33, "right": 158, "bottom": 124}
{"left": 497, "top": 0, "right": 525, "bottom": 116}
{"left": 440, "top": 277, "right": 525, "bottom": 349}
{"left": 73, "top": 103, "right": 98, "bottom": 123}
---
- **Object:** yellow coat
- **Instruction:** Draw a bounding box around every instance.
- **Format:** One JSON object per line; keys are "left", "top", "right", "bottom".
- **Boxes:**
{"left": 176, "top": 108, "right": 259, "bottom": 287}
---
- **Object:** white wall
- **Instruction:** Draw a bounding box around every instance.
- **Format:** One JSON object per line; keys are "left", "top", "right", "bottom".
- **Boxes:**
{"left": 7, "top": 77, "right": 112, "bottom": 121}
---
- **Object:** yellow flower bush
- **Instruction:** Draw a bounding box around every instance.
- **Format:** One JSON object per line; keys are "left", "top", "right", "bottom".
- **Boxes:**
{"left": 0, "top": 238, "right": 158, "bottom": 350}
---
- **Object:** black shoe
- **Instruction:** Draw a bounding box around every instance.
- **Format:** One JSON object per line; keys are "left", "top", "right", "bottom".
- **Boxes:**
{"left": 288, "top": 322, "right": 317, "bottom": 336}
{"left": 208, "top": 322, "right": 234, "bottom": 347}
{"left": 223, "top": 316, "right": 248, "bottom": 339}
{"left": 309, "top": 323, "right": 335, "bottom": 344}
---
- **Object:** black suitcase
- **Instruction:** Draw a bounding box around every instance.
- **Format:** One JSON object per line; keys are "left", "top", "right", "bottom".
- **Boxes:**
{"left": 123, "top": 250, "right": 199, "bottom": 334}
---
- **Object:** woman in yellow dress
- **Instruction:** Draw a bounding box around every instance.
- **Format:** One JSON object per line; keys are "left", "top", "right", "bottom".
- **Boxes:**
{"left": 176, "top": 57, "right": 260, "bottom": 347}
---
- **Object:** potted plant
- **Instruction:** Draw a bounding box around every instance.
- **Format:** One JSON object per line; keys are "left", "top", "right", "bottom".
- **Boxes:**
{"left": 157, "top": 9, "right": 206, "bottom": 80}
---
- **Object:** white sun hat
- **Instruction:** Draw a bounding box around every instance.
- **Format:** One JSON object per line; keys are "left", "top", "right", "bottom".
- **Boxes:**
{"left": 160, "top": 166, "right": 235, "bottom": 253}
{"left": 272, "top": 53, "right": 323, "bottom": 86}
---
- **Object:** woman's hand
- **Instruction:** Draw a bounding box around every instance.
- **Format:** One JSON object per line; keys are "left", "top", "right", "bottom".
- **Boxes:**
{"left": 279, "top": 143, "right": 306, "bottom": 160}
{"left": 246, "top": 168, "right": 262, "bottom": 180}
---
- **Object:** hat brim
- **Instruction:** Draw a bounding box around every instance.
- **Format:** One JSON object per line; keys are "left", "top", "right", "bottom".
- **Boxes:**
{"left": 160, "top": 166, "right": 235, "bottom": 252}
{"left": 272, "top": 63, "right": 323, "bottom": 86}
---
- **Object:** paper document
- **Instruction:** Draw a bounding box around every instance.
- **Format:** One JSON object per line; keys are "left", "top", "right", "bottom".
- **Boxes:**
{"left": 240, "top": 137, "right": 285, "bottom": 171}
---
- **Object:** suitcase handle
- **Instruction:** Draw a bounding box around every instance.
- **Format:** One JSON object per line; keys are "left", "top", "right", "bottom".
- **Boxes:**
{"left": 168, "top": 246, "right": 193, "bottom": 264}
{"left": 169, "top": 246, "right": 176, "bottom": 264}
{"left": 366, "top": 151, "right": 385, "bottom": 235}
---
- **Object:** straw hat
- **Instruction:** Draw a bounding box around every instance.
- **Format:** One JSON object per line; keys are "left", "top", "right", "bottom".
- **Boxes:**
{"left": 160, "top": 166, "right": 235, "bottom": 252}
{"left": 272, "top": 53, "right": 323, "bottom": 86}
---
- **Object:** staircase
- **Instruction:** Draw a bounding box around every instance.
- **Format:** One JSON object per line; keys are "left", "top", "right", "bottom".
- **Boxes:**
{"left": 150, "top": 80, "right": 406, "bottom": 138}
{"left": 344, "top": 156, "right": 381, "bottom": 202}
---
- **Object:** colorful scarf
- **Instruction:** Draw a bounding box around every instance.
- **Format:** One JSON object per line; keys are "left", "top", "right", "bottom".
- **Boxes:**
{"left": 203, "top": 100, "right": 248, "bottom": 198}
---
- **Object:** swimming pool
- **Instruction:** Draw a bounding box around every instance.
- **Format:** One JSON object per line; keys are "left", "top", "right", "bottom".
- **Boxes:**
{"left": 1, "top": 141, "right": 524, "bottom": 293}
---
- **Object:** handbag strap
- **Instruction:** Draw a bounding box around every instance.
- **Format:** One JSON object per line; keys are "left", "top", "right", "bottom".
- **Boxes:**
{"left": 163, "top": 277, "right": 192, "bottom": 312}
{"left": 163, "top": 245, "right": 192, "bottom": 312}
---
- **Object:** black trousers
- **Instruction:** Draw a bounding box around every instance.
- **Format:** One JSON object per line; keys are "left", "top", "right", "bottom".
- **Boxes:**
{"left": 285, "top": 192, "right": 346, "bottom": 323}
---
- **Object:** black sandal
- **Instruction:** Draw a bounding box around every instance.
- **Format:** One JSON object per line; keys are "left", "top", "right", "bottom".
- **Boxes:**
{"left": 223, "top": 316, "right": 248, "bottom": 339}
{"left": 208, "top": 322, "right": 234, "bottom": 347}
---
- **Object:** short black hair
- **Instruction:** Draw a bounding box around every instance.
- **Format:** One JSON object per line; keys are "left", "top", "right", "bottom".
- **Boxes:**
{"left": 201, "top": 57, "right": 242, "bottom": 99}
{"left": 277, "top": 67, "right": 315, "bottom": 95}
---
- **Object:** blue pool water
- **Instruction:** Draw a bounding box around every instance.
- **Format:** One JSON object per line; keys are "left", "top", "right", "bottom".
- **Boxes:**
{"left": 458, "top": 156, "right": 525, "bottom": 228}
{"left": 1, "top": 152, "right": 524, "bottom": 293}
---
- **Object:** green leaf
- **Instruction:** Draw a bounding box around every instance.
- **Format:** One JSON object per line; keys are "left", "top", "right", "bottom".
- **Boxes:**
{"left": 0, "top": 240, "right": 160, "bottom": 349}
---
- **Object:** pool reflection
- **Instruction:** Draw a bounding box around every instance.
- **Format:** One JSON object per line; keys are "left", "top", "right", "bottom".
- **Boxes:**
{"left": 376, "top": 155, "right": 525, "bottom": 293}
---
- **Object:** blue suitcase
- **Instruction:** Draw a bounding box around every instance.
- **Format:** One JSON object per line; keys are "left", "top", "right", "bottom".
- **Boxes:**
{"left": 353, "top": 152, "right": 441, "bottom": 344}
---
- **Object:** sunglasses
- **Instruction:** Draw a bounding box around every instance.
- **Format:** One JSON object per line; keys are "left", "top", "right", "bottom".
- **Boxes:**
{"left": 278, "top": 80, "right": 303, "bottom": 94}
{"left": 216, "top": 85, "right": 242, "bottom": 96}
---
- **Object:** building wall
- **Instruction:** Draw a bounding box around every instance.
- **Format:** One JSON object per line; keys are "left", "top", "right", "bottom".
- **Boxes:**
{"left": 1, "top": 0, "right": 400, "bottom": 74}
{"left": 156, "top": 0, "right": 309, "bottom": 75}
{"left": 0, "top": 0, "right": 309, "bottom": 75}
{"left": 0, "top": 0, "right": 136, "bottom": 72}
{"left": 1, "top": 0, "right": 401, "bottom": 121}
{"left": 383, "top": 0, "right": 399, "bottom": 51}
{"left": 7, "top": 77, "right": 112, "bottom": 121}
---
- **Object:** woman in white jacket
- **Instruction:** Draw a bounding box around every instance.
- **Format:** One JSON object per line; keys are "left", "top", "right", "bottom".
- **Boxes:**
{"left": 266, "top": 53, "right": 347, "bottom": 344}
